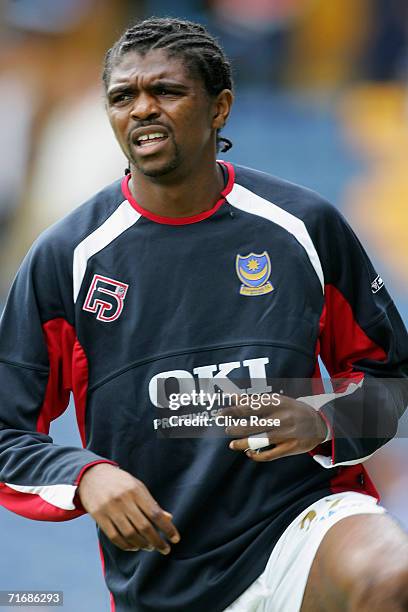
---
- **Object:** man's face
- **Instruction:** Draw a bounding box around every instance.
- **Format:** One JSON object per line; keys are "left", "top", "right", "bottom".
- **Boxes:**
{"left": 106, "top": 49, "right": 221, "bottom": 179}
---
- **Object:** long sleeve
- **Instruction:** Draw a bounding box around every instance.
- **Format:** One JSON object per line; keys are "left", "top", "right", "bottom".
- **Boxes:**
{"left": 308, "top": 203, "right": 408, "bottom": 468}
{"left": 0, "top": 239, "right": 115, "bottom": 521}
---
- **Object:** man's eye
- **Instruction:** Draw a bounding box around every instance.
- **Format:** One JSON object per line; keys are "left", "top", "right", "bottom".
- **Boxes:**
{"left": 111, "top": 94, "right": 132, "bottom": 104}
{"left": 155, "top": 87, "right": 181, "bottom": 97}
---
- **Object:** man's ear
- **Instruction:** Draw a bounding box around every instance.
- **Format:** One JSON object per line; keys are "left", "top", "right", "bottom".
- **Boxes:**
{"left": 212, "top": 89, "right": 234, "bottom": 130}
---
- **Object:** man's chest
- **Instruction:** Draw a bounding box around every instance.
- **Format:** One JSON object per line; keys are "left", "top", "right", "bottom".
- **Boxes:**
{"left": 74, "top": 217, "right": 324, "bottom": 387}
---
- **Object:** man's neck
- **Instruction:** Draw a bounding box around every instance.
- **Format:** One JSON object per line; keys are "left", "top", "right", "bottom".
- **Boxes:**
{"left": 128, "top": 160, "right": 225, "bottom": 218}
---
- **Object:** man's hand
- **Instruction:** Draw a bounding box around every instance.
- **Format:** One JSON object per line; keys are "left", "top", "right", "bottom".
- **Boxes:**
{"left": 225, "top": 395, "right": 328, "bottom": 462}
{"left": 78, "top": 463, "right": 180, "bottom": 553}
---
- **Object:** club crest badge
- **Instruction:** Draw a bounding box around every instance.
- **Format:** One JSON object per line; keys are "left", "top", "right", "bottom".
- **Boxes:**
{"left": 235, "top": 251, "right": 274, "bottom": 296}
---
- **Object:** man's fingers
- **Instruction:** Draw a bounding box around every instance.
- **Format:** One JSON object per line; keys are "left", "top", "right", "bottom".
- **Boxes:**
{"left": 229, "top": 432, "right": 274, "bottom": 452}
{"left": 245, "top": 439, "right": 298, "bottom": 462}
{"left": 98, "top": 507, "right": 173, "bottom": 554}
{"left": 148, "top": 507, "right": 180, "bottom": 545}
{"left": 229, "top": 434, "right": 300, "bottom": 461}
{"left": 101, "top": 518, "right": 138, "bottom": 551}
{"left": 113, "top": 514, "right": 152, "bottom": 551}
{"left": 133, "top": 482, "right": 180, "bottom": 544}
{"left": 79, "top": 466, "right": 180, "bottom": 553}
{"left": 126, "top": 505, "right": 172, "bottom": 554}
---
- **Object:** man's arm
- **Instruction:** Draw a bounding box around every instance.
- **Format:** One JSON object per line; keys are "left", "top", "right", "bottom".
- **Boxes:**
{"left": 0, "top": 238, "right": 180, "bottom": 552}
{"left": 0, "top": 242, "right": 116, "bottom": 521}
{"left": 227, "top": 201, "right": 408, "bottom": 463}
{"left": 309, "top": 204, "right": 408, "bottom": 467}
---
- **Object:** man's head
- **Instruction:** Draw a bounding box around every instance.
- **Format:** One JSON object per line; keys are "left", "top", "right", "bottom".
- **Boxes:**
{"left": 103, "top": 18, "right": 234, "bottom": 179}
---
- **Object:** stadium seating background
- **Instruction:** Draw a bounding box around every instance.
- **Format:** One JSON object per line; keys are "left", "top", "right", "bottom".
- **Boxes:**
{"left": 0, "top": 1, "right": 407, "bottom": 609}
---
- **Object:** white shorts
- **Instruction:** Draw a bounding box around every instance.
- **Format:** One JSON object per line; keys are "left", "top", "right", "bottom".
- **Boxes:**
{"left": 224, "top": 491, "right": 386, "bottom": 612}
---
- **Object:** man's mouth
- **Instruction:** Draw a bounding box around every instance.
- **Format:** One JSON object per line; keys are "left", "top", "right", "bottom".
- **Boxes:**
{"left": 134, "top": 131, "right": 168, "bottom": 148}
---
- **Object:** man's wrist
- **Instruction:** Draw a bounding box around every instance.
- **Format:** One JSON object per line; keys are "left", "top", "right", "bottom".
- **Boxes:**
{"left": 76, "top": 460, "right": 118, "bottom": 486}
{"left": 76, "top": 462, "right": 119, "bottom": 508}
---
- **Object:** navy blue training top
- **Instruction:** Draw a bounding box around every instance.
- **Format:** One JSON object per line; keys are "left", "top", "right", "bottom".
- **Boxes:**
{"left": 0, "top": 162, "right": 407, "bottom": 611}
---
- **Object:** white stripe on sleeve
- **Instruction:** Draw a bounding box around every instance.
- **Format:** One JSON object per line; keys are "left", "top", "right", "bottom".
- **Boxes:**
{"left": 5, "top": 482, "right": 78, "bottom": 510}
{"left": 73, "top": 200, "right": 141, "bottom": 303}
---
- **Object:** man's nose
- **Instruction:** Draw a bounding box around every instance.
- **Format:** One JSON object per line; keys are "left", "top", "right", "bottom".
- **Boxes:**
{"left": 130, "top": 93, "right": 160, "bottom": 121}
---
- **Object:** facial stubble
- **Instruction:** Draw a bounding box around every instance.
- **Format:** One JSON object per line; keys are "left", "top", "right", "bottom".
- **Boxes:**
{"left": 127, "top": 132, "right": 182, "bottom": 178}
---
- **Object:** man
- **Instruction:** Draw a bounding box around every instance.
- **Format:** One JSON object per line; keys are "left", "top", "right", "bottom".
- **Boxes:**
{"left": 0, "top": 17, "right": 407, "bottom": 612}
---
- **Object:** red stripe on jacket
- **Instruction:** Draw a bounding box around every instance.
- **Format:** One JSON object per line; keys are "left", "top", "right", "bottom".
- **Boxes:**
{"left": 312, "top": 285, "right": 387, "bottom": 498}
{"left": 0, "top": 319, "right": 111, "bottom": 520}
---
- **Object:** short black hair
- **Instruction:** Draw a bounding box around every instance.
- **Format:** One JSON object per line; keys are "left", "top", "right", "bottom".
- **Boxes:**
{"left": 103, "top": 17, "right": 233, "bottom": 152}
